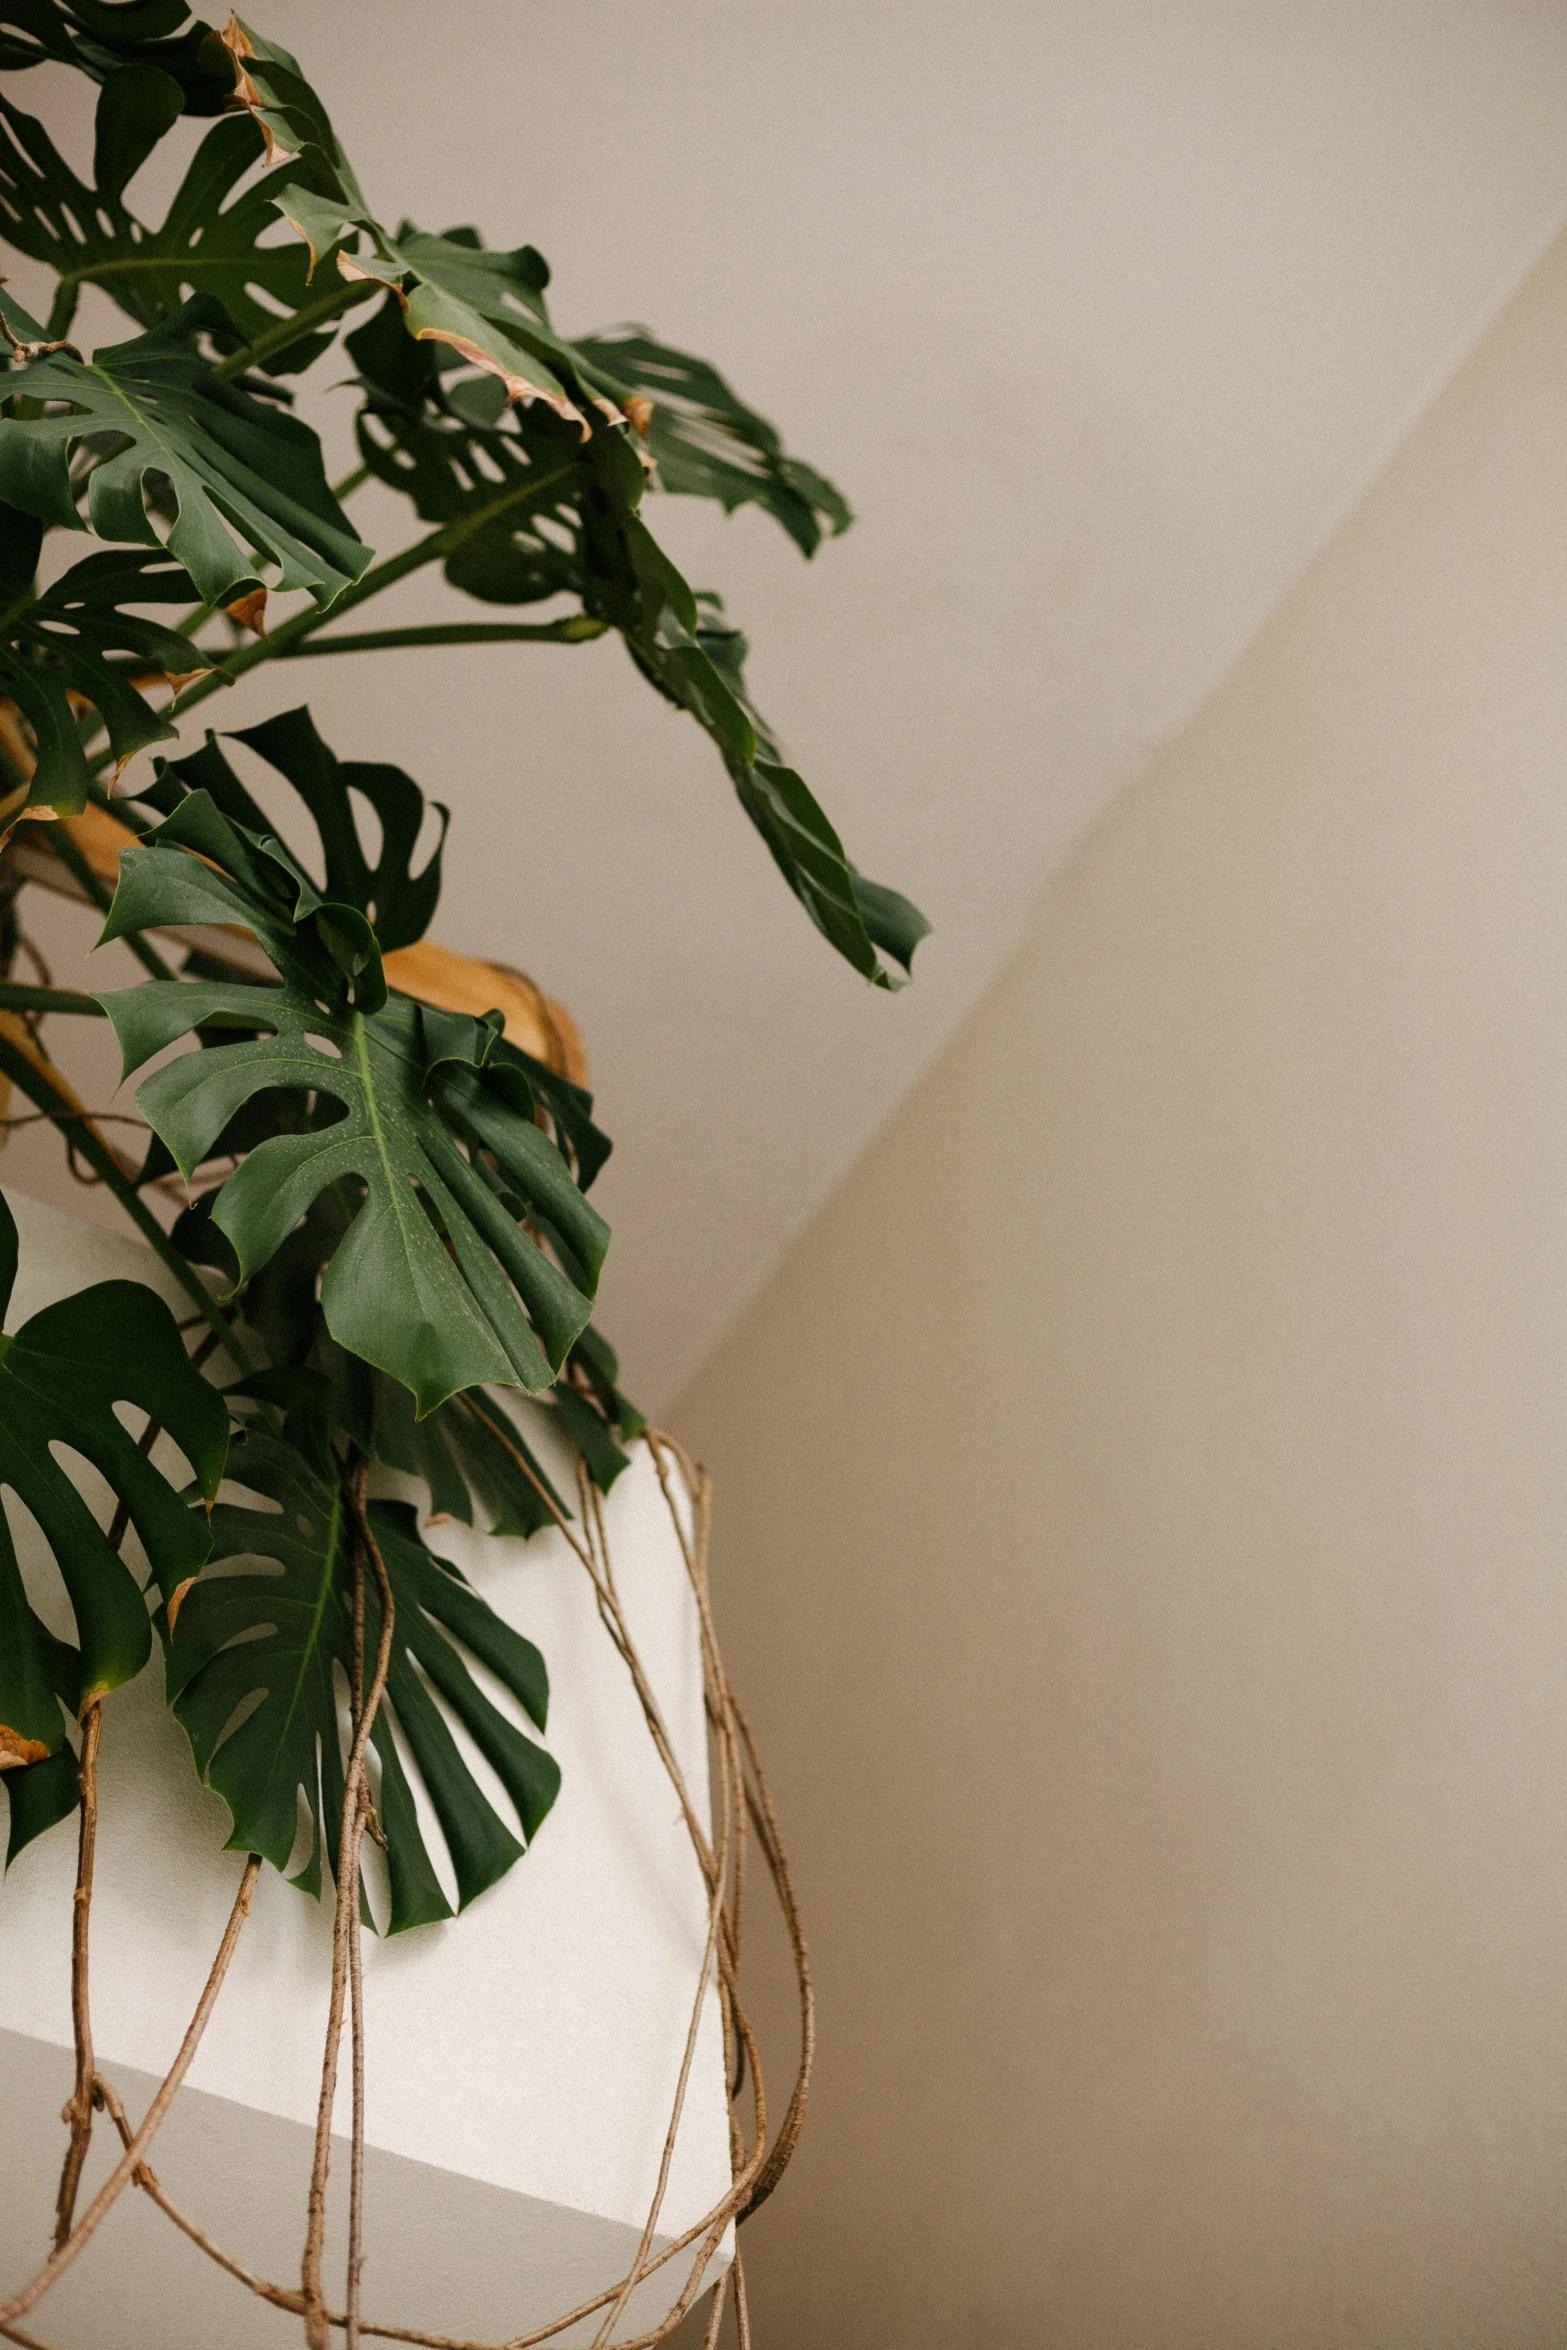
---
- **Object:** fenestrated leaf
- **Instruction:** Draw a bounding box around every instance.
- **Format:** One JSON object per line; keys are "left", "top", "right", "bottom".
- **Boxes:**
{"left": 0, "top": 1188, "right": 228, "bottom": 1769}
{"left": 165, "top": 1424, "right": 559, "bottom": 1929}
{"left": 207, "top": 16, "right": 927, "bottom": 982}
{"left": 365, "top": 1375, "right": 572, "bottom": 1541}
{"left": 348, "top": 321, "right": 929, "bottom": 987}
{"left": 228, "top": 1133, "right": 619, "bottom": 1542}
{"left": 220, "top": 24, "right": 626, "bottom": 436}
{"left": 347, "top": 333, "right": 585, "bottom": 610}
{"left": 0, "top": 528, "right": 221, "bottom": 809}
{"left": 94, "top": 784, "right": 608, "bottom": 1415}
{"left": 0, "top": 0, "right": 231, "bottom": 111}
{"left": 137, "top": 708, "right": 449, "bottom": 954}
{"left": 574, "top": 327, "right": 852, "bottom": 558}
{"left": 0, "top": 291, "right": 369, "bottom": 606}
{"left": 665, "top": 590, "right": 931, "bottom": 982}
{"left": 612, "top": 544, "right": 929, "bottom": 985}
{"left": 0, "top": 92, "right": 361, "bottom": 366}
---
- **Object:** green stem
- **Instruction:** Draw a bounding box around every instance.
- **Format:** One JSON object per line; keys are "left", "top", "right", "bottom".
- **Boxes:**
{"left": 331, "top": 463, "right": 371, "bottom": 503}
{"left": 45, "top": 277, "right": 79, "bottom": 345}
{"left": 210, "top": 282, "right": 370, "bottom": 382}
{"left": 278, "top": 618, "right": 605, "bottom": 658}
{"left": 0, "top": 1029, "right": 254, "bottom": 1374}
{"left": 84, "top": 455, "right": 587, "bottom": 775}
{"left": 41, "top": 827, "right": 176, "bottom": 984}
{"left": 0, "top": 983, "right": 104, "bottom": 1019}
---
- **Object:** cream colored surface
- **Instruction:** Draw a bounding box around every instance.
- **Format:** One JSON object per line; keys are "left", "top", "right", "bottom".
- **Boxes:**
{"left": 673, "top": 236, "right": 1567, "bottom": 2345}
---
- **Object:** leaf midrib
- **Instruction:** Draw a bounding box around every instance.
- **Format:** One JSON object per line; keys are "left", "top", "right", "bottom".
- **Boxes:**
{"left": 351, "top": 1005, "right": 434, "bottom": 1296}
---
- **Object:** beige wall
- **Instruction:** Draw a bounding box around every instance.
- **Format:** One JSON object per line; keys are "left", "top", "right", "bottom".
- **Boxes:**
{"left": 673, "top": 234, "right": 1567, "bottom": 2347}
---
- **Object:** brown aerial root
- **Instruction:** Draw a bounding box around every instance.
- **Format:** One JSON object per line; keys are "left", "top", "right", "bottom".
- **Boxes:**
{"left": 0, "top": 1852, "right": 262, "bottom": 2328}
{"left": 1, "top": 1431, "right": 809, "bottom": 2349}
{"left": 52, "top": 1698, "right": 102, "bottom": 2250}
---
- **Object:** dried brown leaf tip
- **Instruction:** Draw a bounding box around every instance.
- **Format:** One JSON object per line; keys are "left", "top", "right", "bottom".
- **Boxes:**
{"left": 165, "top": 1576, "right": 197, "bottom": 1636}
{"left": 596, "top": 393, "right": 654, "bottom": 473}
{"left": 0, "top": 1726, "right": 49, "bottom": 1771}
{"left": 225, "top": 587, "right": 269, "bottom": 639}
{"left": 220, "top": 15, "right": 283, "bottom": 165}
{"left": 414, "top": 323, "right": 592, "bottom": 437}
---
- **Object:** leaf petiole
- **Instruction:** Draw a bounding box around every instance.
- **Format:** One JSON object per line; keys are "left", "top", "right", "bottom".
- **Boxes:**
{"left": 0, "top": 983, "right": 106, "bottom": 1019}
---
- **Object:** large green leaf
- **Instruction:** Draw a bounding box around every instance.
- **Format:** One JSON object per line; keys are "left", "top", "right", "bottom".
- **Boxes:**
{"left": 120, "top": 719, "right": 629, "bottom": 1532}
{"left": 0, "top": 288, "right": 368, "bottom": 606}
{"left": 133, "top": 707, "right": 448, "bottom": 954}
{"left": 224, "top": 1193, "right": 631, "bottom": 1542}
{"left": 0, "top": 89, "right": 360, "bottom": 366}
{"left": 165, "top": 1423, "right": 559, "bottom": 1928}
{"left": 0, "top": 0, "right": 230, "bottom": 110}
{"left": 0, "top": 1188, "right": 228, "bottom": 1783}
{"left": 0, "top": 515, "right": 219, "bottom": 809}
{"left": 94, "top": 780, "right": 608, "bottom": 1414}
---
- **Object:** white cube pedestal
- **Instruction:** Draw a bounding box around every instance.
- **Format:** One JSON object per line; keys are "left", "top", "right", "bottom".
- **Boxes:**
{"left": 0, "top": 1188, "right": 732, "bottom": 2347}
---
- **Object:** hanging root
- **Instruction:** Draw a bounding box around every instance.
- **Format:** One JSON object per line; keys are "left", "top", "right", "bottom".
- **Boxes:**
{"left": 4, "top": 1434, "right": 809, "bottom": 2350}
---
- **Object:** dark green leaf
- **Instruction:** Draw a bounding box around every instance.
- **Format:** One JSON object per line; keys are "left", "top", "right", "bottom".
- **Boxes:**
{"left": 3, "top": 1595, "right": 89, "bottom": 1863}
{"left": 0, "top": 295, "right": 369, "bottom": 605}
{"left": 492, "top": 1041, "right": 611, "bottom": 1193}
{"left": 349, "top": 347, "right": 928, "bottom": 985}
{"left": 616, "top": 560, "right": 927, "bottom": 985}
{"left": 0, "top": 1188, "right": 228, "bottom": 1763}
{"left": 0, "top": 542, "right": 220, "bottom": 812}
{"left": 5, "top": 1741, "right": 81, "bottom": 1866}
{"left": 549, "top": 1383, "right": 631, "bottom": 1494}
{"left": 223, "top": 23, "right": 621, "bottom": 438}
{"left": 575, "top": 327, "right": 852, "bottom": 558}
{"left": 0, "top": 95, "right": 361, "bottom": 369}
{"left": 238, "top": 1212, "right": 596, "bottom": 1542}
{"left": 371, "top": 1374, "right": 573, "bottom": 1541}
{"left": 158, "top": 710, "right": 449, "bottom": 953}
{"left": 0, "top": 1, "right": 231, "bottom": 112}
{"left": 569, "top": 1321, "right": 647, "bottom": 1444}
{"left": 95, "top": 784, "right": 608, "bottom": 1414}
{"left": 92, "top": 60, "right": 183, "bottom": 196}
{"left": 166, "top": 1426, "right": 559, "bottom": 1929}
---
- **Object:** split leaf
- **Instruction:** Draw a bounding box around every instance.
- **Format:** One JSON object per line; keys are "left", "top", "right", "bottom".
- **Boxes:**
{"left": 0, "top": 288, "right": 369, "bottom": 606}
{"left": 349, "top": 319, "right": 928, "bottom": 985}
{"left": 166, "top": 1424, "right": 559, "bottom": 1928}
{"left": 136, "top": 707, "right": 448, "bottom": 953}
{"left": 0, "top": 90, "right": 362, "bottom": 366}
{"left": 575, "top": 327, "right": 852, "bottom": 557}
{"left": 95, "top": 777, "right": 608, "bottom": 1414}
{"left": 0, "top": 1187, "right": 228, "bottom": 1776}
{"left": 0, "top": 1, "right": 231, "bottom": 112}
{"left": 0, "top": 519, "right": 221, "bottom": 809}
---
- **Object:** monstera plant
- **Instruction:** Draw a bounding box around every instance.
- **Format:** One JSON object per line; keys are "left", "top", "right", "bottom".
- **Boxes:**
{"left": 0, "top": 0, "right": 926, "bottom": 1918}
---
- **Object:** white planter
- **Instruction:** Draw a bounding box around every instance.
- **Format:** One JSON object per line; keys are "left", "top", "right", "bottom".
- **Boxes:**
{"left": 0, "top": 1187, "right": 731, "bottom": 2347}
